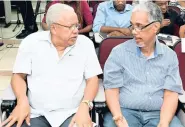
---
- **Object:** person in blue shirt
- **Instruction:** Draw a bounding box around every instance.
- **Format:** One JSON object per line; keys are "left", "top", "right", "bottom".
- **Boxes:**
{"left": 103, "top": 2, "right": 184, "bottom": 127}
{"left": 93, "top": 0, "right": 133, "bottom": 36}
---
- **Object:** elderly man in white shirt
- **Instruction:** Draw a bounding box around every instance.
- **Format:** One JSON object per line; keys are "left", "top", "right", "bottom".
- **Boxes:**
{"left": 1, "top": 3, "right": 102, "bottom": 127}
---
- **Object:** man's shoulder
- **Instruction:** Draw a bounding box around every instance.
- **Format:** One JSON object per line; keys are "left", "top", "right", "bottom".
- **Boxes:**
{"left": 98, "top": 1, "right": 110, "bottom": 9}
{"left": 76, "top": 34, "right": 94, "bottom": 47}
{"left": 112, "top": 39, "right": 134, "bottom": 53}
{"left": 160, "top": 42, "right": 176, "bottom": 55}
{"left": 20, "top": 31, "right": 49, "bottom": 48}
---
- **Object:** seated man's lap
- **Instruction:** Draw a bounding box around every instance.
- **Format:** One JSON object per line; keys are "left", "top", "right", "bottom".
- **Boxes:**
{"left": 143, "top": 116, "right": 183, "bottom": 127}
{"left": 104, "top": 108, "right": 184, "bottom": 127}
{"left": 11, "top": 116, "right": 51, "bottom": 127}
{"left": 169, "top": 116, "right": 184, "bottom": 127}
{"left": 59, "top": 114, "right": 73, "bottom": 127}
{"left": 103, "top": 108, "right": 142, "bottom": 127}
{"left": 11, "top": 115, "right": 74, "bottom": 127}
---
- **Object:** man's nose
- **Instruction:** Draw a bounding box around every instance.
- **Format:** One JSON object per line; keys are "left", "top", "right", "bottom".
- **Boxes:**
{"left": 72, "top": 27, "right": 79, "bottom": 34}
{"left": 132, "top": 29, "right": 137, "bottom": 36}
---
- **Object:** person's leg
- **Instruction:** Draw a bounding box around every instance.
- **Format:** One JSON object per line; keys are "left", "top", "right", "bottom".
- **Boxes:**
{"left": 169, "top": 116, "right": 184, "bottom": 127}
{"left": 16, "top": 1, "right": 37, "bottom": 30}
{"left": 103, "top": 108, "right": 142, "bottom": 127}
{"left": 143, "top": 111, "right": 184, "bottom": 127}
{"left": 15, "top": 1, "right": 38, "bottom": 39}
{"left": 142, "top": 110, "right": 160, "bottom": 127}
{"left": 11, "top": 116, "right": 51, "bottom": 127}
{"left": 59, "top": 114, "right": 74, "bottom": 127}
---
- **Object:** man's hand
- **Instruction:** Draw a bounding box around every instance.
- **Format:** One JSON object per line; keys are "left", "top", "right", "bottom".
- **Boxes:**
{"left": 115, "top": 117, "right": 129, "bottom": 127}
{"left": 1, "top": 97, "right": 30, "bottom": 127}
{"left": 108, "top": 31, "right": 124, "bottom": 37}
{"left": 179, "top": 25, "right": 185, "bottom": 38}
{"left": 119, "top": 28, "right": 132, "bottom": 36}
{"left": 69, "top": 103, "right": 92, "bottom": 127}
{"left": 161, "top": 19, "right": 171, "bottom": 27}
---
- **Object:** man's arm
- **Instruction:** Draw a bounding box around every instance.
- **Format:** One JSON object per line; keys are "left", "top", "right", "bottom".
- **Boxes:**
{"left": 92, "top": 3, "right": 106, "bottom": 33}
{"left": 103, "top": 49, "right": 128, "bottom": 126}
{"left": 11, "top": 73, "right": 27, "bottom": 101}
{"left": 79, "top": 25, "right": 93, "bottom": 34}
{"left": 158, "top": 90, "right": 178, "bottom": 126}
{"left": 158, "top": 53, "right": 183, "bottom": 127}
{"left": 83, "top": 76, "right": 99, "bottom": 101}
{"left": 1, "top": 73, "right": 31, "bottom": 127}
{"left": 100, "top": 26, "right": 131, "bottom": 36}
{"left": 41, "top": 22, "right": 49, "bottom": 31}
{"left": 103, "top": 49, "right": 123, "bottom": 117}
{"left": 105, "top": 88, "right": 122, "bottom": 117}
{"left": 179, "top": 25, "right": 185, "bottom": 38}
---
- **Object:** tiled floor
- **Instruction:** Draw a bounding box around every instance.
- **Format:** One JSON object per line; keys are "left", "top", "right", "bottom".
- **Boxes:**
{"left": 0, "top": 1, "right": 46, "bottom": 96}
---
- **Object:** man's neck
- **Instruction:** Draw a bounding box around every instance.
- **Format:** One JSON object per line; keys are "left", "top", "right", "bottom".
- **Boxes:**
{"left": 51, "top": 36, "right": 66, "bottom": 52}
{"left": 140, "top": 39, "right": 156, "bottom": 57}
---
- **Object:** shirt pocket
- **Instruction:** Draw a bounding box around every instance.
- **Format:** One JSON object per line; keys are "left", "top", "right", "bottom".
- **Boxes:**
{"left": 31, "top": 54, "right": 53, "bottom": 76}
{"left": 62, "top": 54, "right": 85, "bottom": 79}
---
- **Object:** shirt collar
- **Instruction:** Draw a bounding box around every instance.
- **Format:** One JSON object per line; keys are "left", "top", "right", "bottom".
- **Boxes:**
{"left": 108, "top": 1, "right": 132, "bottom": 13}
{"left": 129, "top": 37, "right": 164, "bottom": 58}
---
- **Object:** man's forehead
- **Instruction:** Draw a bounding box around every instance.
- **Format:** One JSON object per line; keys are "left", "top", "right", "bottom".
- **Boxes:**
{"left": 155, "top": 0, "right": 168, "bottom": 3}
{"left": 131, "top": 11, "right": 149, "bottom": 23}
{"left": 58, "top": 11, "right": 78, "bottom": 22}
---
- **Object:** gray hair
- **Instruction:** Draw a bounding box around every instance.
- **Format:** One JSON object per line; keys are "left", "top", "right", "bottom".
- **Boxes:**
{"left": 132, "top": 2, "right": 163, "bottom": 24}
{"left": 46, "top": 3, "right": 74, "bottom": 28}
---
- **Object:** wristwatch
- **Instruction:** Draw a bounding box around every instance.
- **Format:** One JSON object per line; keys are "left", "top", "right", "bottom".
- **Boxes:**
{"left": 81, "top": 100, "right": 93, "bottom": 110}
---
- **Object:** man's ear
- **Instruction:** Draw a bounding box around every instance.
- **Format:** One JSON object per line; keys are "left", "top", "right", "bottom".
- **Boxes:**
{"left": 50, "top": 24, "right": 57, "bottom": 35}
{"left": 153, "top": 22, "right": 161, "bottom": 34}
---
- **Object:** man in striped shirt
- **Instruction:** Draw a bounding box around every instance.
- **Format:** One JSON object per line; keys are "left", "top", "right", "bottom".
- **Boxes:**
{"left": 103, "top": 2, "right": 184, "bottom": 127}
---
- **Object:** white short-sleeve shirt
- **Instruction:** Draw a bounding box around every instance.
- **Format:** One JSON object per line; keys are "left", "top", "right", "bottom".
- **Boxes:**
{"left": 13, "top": 31, "right": 102, "bottom": 127}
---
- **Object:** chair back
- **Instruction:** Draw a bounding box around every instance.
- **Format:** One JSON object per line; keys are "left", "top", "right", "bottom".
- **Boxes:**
{"left": 158, "top": 38, "right": 166, "bottom": 45}
{"left": 173, "top": 41, "right": 185, "bottom": 90}
{"left": 168, "top": 6, "right": 181, "bottom": 14}
{"left": 92, "top": 2, "right": 100, "bottom": 19}
{"left": 126, "top": 1, "right": 133, "bottom": 5}
{"left": 98, "top": 36, "right": 133, "bottom": 70}
{"left": 168, "top": 6, "right": 181, "bottom": 37}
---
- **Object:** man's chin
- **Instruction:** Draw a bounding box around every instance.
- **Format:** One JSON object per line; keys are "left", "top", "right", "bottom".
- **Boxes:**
{"left": 136, "top": 41, "right": 145, "bottom": 48}
{"left": 68, "top": 40, "right": 76, "bottom": 46}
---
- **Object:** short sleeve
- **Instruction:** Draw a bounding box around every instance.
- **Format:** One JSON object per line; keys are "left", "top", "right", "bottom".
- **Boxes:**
{"left": 103, "top": 48, "right": 124, "bottom": 89}
{"left": 13, "top": 38, "right": 33, "bottom": 75}
{"left": 163, "top": 53, "right": 183, "bottom": 95}
{"left": 84, "top": 38, "right": 102, "bottom": 79}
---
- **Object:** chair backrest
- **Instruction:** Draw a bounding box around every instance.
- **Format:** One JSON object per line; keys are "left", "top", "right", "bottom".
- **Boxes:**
{"left": 168, "top": 6, "right": 180, "bottom": 37}
{"left": 98, "top": 36, "right": 133, "bottom": 70}
{"left": 168, "top": 6, "right": 181, "bottom": 15}
{"left": 92, "top": 2, "right": 100, "bottom": 19}
{"left": 126, "top": 1, "right": 133, "bottom": 5}
{"left": 158, "top": 38, "right": 166, "bottom": 45}
{"left": 173, "top": 41, "right": 185, "bottom": 90}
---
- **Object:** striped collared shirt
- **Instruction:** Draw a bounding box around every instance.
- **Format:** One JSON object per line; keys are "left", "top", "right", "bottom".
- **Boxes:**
{"left": 103, "top": 38, "right": 183, "bottom": 111}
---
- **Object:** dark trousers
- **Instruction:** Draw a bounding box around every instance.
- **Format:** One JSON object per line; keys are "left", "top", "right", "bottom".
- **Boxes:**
{"left": 12, "top": 0, "right": 38, "bottom": 31}
{"left": 12, "top": 115, "right": 73, "bottom": 127}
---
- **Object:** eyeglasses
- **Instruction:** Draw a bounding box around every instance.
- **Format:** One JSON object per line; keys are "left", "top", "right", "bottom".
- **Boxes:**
{"left": 54, "top": 23, "right": 80, "bottom": 31}
{"left": 129, "top": 21, "right": 159, "bottom": 32}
